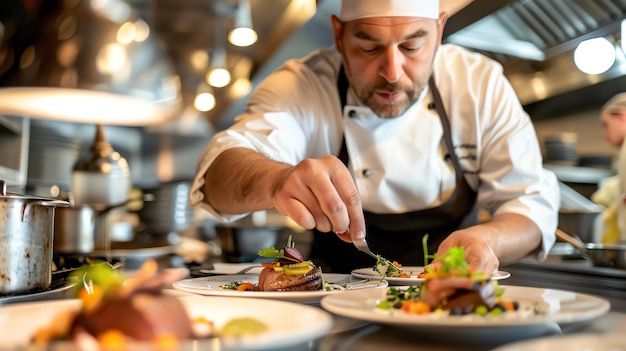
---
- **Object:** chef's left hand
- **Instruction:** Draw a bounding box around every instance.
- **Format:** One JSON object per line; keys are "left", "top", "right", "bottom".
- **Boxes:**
{"left": 430, "top": 229, "right": 500, "bottom": 274}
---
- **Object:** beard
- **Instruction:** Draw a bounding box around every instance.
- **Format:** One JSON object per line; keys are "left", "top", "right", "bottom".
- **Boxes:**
{"left": 356, "top": 81, "right": 426, "bottom": 118}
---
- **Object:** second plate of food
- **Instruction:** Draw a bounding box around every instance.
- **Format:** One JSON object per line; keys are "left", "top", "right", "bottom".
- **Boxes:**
{"left": 351, "top": 266, "right": 511, "bottom": 285}
{"left": 172, "top": 273, "right": 388, "bottom": 304}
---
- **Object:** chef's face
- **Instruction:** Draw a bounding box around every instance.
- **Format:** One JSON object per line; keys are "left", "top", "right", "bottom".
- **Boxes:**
{"left": 332, "top": 13, "right": 447, "bottom": 118}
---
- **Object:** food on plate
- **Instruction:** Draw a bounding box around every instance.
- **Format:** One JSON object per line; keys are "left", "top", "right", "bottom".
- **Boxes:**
{"left": 256, "top": 236, "right": 322, "bottom": 291}
{"left": 33, "top": 259, "right": 267, "bottom": 348}
{"left": 373, "top": 255, "right": 409, "bottom": 278}
{"left": 377, "top": 247, "right": 520, "bottom": 316}
{"left": 219, "top": 236, "right": 323, "bottom": 292}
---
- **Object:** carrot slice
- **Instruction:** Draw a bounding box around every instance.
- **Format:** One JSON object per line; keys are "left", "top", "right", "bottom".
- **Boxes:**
{"left": 408, "top": 301, "right": 431, "bottom": 315}
{"left": 237, "top": 282, "right": 255, "bottom": 291}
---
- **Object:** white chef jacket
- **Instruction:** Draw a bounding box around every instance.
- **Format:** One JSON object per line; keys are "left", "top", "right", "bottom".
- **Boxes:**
{"left": 190, "top": 44, "right": 560, "bottom": 259}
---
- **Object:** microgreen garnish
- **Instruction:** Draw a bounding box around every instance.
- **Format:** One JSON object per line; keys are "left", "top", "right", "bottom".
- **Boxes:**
{"left": 256, "top": 235, "right": 301, "bottom": 263}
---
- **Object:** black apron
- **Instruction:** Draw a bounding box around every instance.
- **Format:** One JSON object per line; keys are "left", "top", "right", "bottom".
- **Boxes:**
{"left": 309, "top": 67, "right": 478, "bottom": 273}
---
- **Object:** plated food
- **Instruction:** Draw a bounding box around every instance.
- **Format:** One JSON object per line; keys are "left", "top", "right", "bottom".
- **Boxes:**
{"left": 352, "top": 266, "right": 511, "bottom": 285}
{"left": 29, "top": 260, "right": 278, "bottom": 349}
{"left": 172, "top": 273, "right": 388, "bottom": 304}
{"left": 173, "top": 235, "right": 387, "bottom": 303}
{"left": 374, "top": 247, "right": 518, "bottom": 316}
{"left": 254, "top": 236, "right": 323, "bottom": 292}
{"left": 0, "top": 294, "right": 333, "bottom": 351}
{"left": 324, "top": 246, "right": 610, "bottom": 332}
{"left": 320, "top": 284, "right": 610, "bottom": 336}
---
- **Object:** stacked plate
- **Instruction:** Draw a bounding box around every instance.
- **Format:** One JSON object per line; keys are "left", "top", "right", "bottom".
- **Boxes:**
{"left": 543, "top": 132, "right": 578, "bottom": 166}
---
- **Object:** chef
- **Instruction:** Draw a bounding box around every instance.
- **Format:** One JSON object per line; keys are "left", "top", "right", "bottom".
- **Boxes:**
{"left": 595, "top": 93, "right": 626, "bottom": 244}
{"left": 190, "top": 0, "right": 560, "bottom": 273}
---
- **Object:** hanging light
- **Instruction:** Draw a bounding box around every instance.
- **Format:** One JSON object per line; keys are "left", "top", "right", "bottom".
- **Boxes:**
{"left": 228, "top": 0, "right": 258, "bottom": 47}
{"left": 194, "top": 82, "right": 216, "bottom": 112}
{"left": 0, "top": 0, "right": 182, "bottom": 125}
{"left": 574, "top": 37, "right": 616, "bottom": 75}
{"left": 206, "top": 47, "right": 231, "bottom": 88}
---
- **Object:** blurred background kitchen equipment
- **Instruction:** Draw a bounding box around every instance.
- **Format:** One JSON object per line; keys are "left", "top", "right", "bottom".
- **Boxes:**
{"left": 215, "top": 225, "right": 283, "bottom": 263}
{"left": 71, "top": 124, "right": 133, "bottom": 243}
{"left": 212, "top": 210, "right": 312, "bottom": 263}
{"left": 0, "top": 180, "right": 69, "bottom": 294}
{"left": 53, "top": 198, "right": 140, "bottom": 254}
{"left": 556, "top": 228, "right": 626, "bottom": 269}
{"left": 137, "top": 180, "right": 196, "bottom": 239}
{"left": 27, "top": 126, "right": 80, "bottom": 195}
{"left": 558, "top": 182, "right": 604, "bottom": 243}
{"left": 544, "top": 132, "right": 579, "bottom": 166}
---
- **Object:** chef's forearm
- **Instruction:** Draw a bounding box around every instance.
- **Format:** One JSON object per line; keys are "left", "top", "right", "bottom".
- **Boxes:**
{"left": 203, "top": 148, "right": 290, "bottom": 214}
{"left": 480, "top": 213, "right": 543, "bottom": 264}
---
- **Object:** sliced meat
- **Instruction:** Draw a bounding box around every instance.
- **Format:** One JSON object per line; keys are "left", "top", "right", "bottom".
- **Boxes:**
{"left": 420, "top": 277, "right": 495, "bottom": 312}
{"left": 72, "top": 292, "right": 193, "bottom": 341}
{"left": 257, "top": 267, "right": 322, "bottom": 291}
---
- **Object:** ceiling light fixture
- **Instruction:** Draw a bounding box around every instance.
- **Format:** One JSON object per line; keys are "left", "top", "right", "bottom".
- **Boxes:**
{"left": 206, "top": 47, "right": 231, "bottom": 88}
{"left": 194, "top": 82, "right": 216, "bottom": 112}
{"left": 0, "top": 0, "right": 182, "bottom": 125}
{"left": 0, "top": 0, "right": 183, "bottom": 211}
{"left": 228, "top": 0, "right": 258, "bottom": 47}
{"left": 574, "top": 37, "right": 616, "bottom": 75}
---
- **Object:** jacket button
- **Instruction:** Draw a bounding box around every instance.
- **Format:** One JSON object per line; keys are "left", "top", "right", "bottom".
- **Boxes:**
{"left": 349, "top": 110, "right": 357, "bottom": 118}
{"left": 362, "top": 169, "right": 371, "bottom": 177}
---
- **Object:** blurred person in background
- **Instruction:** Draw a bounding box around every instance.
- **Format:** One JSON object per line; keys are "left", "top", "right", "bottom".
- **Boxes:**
{"left": 594, "top": 92, "right": 626, "bottom": 244}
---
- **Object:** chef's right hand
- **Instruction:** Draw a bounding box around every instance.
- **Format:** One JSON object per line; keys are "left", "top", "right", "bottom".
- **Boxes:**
{"left": 270, "top": 155, "right": 366, "bottom": 243}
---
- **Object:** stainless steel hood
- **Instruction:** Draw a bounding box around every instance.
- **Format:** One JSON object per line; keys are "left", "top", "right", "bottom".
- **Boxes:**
{"left": 444, "top": 0, "right": 626, "bottom": 119}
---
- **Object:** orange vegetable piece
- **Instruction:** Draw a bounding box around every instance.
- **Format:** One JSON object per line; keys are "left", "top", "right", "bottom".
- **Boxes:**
{"left": 392, "top": 261, "right": 403, "bottom": 268}
{"left": 408, "top": 301, "right": 431, "bottom": 315}
{"left": 97, "top": 329, "right": 127, "bottom": 350}
{"left": 154, "top": 332, "right": 179, "bottom": 351}
{"left": 237, "top": 282, "right": 255, "bottom": 291}
{"left": 77, "top": 284, "right": 104, "bottom": 312}
{"left": 498, "top": 299, "right": 516, "bottom": 312}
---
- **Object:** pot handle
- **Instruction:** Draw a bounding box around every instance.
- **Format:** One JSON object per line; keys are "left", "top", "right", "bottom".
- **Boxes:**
{"left": 22, "top": 200, "right": 71, "bottom": 221}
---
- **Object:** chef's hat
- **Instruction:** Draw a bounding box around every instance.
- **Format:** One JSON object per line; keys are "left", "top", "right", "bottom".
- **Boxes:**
{"left": 339, "top": 0, "right": 439, "bottom": 21}
{"left": 602, "top": 93, "right": 626, "bottom": 113}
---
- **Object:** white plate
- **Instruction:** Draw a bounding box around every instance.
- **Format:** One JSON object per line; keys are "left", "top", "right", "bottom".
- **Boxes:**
{"left": 320, "top": 285, "right": 610, "bottom": 331}
{"left": 351, "top": 266, "right": 511, "bottom": 285}
{"left": 0, "top": 294, "right": 333, "bottom": 351}
{"left": 492, "top": 333, "right": 626, "bottom": 351}
{"left": 172, "top": 273, "right": 388, "bottom": 304}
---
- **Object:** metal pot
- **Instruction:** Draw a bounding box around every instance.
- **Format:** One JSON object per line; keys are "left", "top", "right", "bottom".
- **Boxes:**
{"left": 0, "top": 181, "right": 69, "bottom": 294}
{"left": 556, "top": 229, "right": 626, "bottom": 270}
{"left": 54, "top": 199, "right": 133, "bottom": 254}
